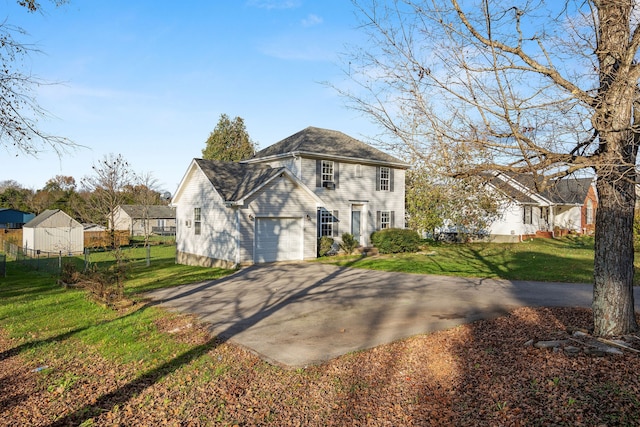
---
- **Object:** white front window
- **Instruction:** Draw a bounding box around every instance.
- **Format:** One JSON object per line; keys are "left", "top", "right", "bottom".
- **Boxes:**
{"left": 380, "top": 167, "right": 390, "bottom": 191}
{"left": 380, "top": 211, "right": 391, "bottom": 229}
{"left": 320, "top": 210, "right": 334, "bottom": 236}
{"left": 322, "top": 160, "right": 334, "bottom": 185}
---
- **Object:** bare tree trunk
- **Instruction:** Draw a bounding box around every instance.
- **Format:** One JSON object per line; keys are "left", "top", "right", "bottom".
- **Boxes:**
{"left": 591, "top": 1, "right": 639, "bottom": 336}
{"left": 593, "top": 171, "right": 637, "bottom": 336}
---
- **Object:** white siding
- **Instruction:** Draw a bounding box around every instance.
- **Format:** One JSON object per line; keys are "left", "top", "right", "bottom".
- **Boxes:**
{"left": 554, "top": 206, "right": 582, "bottom": 232}
{"left": 23, "top": 211, "right": 84, "bottom": 254}
{"left": 112, "top": 207, "right": 132, "bottom": 232}
{"left": 34, "top": 227, "right": 84, "bottom": 253}
{"left": 487, "top": 201, "right": 529, "bottom": 241}
{"left": 297, "top": 158, "right": 406, "bottom": 247}
{"left": 175, "top": 167, "right": 237, "bottom": 264}
{"left": 22, "top": 227, "right": 35, "bottom": 251}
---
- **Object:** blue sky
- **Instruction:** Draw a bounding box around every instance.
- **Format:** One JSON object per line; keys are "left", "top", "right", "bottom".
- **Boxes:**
{"left": 1, "top": 0, "right": 376, "bottom": 194}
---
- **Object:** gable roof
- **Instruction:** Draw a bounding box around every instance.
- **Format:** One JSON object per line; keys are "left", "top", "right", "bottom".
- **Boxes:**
{"left": 24, "top": 209, "right": 82, "bottom": 228}
{"left": 542, "top": 178, "right": 594, "bottom": 204}
{"left": 194, "top": 158, "right": 286, "bottom": 202}
{"left": 247, "top": 126, "right": 409, "bottom": 168}
{"left": 118, "top": 205, "right": 176, "bottom": 219}
{"left": 491, "top": 172, "right": 594, "bottom": 205}
{"left": 486, "top": 175, "right": 538, "bottom": 204}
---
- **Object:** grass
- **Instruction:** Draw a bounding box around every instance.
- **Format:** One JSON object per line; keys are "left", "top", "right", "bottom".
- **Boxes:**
{"left": 0, "top": 236, "right": 607, "bottom": 369}
{"left": 0, "top": 237, "right": 638, "bottom": 425}
{"left": 0, "top": 244, "right": 234, "bottom": 370}
{"left": 316, "top": 235, "right": 622, "bottom": 284}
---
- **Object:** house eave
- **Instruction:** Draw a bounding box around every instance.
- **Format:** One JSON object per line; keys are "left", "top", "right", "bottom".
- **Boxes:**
{"left": 244, "top": 151, "right": 410, "bottom": 169}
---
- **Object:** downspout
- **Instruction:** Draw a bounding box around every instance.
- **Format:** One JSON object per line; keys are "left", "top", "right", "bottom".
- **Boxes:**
{"left": 235, "top": 208, "right": 240, "bottom": 267}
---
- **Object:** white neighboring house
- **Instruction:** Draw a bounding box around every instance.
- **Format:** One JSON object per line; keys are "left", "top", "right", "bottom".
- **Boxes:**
{"left": 173, "top": 126, "right": 409, "bottom": 267}
{"left": 485, "top": 172, "right": 597, "bottom": 242}
{"left": 110, "top": 205, "right": 177, "bottom": 236}
{"left": 22, "top": 209, "right": 84, "bottom": 254}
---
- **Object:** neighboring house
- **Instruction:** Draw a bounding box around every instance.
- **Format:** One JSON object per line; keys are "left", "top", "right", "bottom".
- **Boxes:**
{"left": 173, "top": 126, "right": 408, "bottom": 267}
{"left": 22, "top": 209, "right": 84, "bottom": 254}
{"left": 110, "top": 205, "right": 177, "bottom": 236}
{"left": 486, "top": 172, "right": 597, "bottom": 242}
{"left": 0, "top": 208, "right": 35, "bottom": 229}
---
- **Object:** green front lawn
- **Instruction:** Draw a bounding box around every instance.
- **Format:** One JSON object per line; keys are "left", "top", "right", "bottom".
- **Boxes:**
{"left": 317, "top": 235, "right": 619, "bottom": 285}
{"left": 0, "top": 244, "right": 233, "bottom": 370}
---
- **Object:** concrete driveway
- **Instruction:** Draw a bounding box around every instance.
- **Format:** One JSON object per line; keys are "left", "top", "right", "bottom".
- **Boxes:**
{"left": 144, "top": 262, "right": 638, "bottom": 368}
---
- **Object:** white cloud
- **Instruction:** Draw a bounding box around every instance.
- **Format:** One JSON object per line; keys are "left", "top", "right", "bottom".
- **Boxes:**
{"left": 246, "top": 0, "right": 301, "bottom": 10}
{"left": 301, "top": 14, "right": 323, "bottom": 27}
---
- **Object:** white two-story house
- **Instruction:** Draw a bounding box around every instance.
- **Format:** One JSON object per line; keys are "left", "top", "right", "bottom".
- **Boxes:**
{"left": 172, "top": 127, "right": 408, "bottom": 267}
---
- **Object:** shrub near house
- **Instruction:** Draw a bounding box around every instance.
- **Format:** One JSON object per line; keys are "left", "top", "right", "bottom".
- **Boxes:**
{"left": 371, "top": 228, "right": 422, "bottom": 254}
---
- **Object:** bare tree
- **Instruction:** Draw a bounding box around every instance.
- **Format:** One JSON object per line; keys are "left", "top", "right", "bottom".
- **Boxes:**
{"left": 81, "top": 153, "right": 135, "bottom": 239}
{"left": 1, "top": 1, "right": 74, "bottom": 155}
{"left": 134, "top": 171, "right": 161, "bottom": 267}
{"left": 342, "top": 0, "right": 640, "bottom": 335}
{"left": 81, "top": 154, "right": 134, "bottom": 297}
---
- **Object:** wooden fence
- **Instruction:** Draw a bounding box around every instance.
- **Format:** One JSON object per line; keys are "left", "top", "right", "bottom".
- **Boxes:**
{"left": 84, "top": 230, "right": 130, "bottom": 248}
{"left": 2, "top": 229, "right": 129, "bottom": 249}
{"left": 1, "top": 229, "right": 22, "bottom": 245}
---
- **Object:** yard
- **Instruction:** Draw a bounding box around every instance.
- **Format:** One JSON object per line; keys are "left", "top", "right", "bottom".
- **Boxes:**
{"left": 1, "top": 238, "right": 640, "bottom": 425}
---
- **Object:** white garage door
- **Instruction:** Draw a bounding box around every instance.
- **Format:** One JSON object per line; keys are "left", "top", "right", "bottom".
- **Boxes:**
{"left": 255, "top": 217, "right": 303, "bottom": 263}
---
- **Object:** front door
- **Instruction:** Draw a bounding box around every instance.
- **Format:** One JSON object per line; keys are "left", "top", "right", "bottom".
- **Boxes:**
{"left": 351, "top": 210, "right": 361, "bottom": 244}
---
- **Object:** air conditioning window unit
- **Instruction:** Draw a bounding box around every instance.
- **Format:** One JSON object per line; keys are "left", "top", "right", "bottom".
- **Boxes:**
{"left": 323, "top": 181, "right": 335, "bottom": 190}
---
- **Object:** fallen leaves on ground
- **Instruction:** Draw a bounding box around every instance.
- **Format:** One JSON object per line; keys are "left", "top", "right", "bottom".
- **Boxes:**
{"left": 2, "top": 307, "right": 640, "bottom": 426}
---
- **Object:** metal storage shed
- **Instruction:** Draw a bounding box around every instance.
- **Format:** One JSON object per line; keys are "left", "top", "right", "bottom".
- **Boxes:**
{"left": 22, "top": 209, "right": 84, "bottom": 255}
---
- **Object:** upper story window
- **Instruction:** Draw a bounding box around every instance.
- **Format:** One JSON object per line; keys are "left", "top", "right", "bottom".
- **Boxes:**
{"left": 194, "top": 207, "right": 202, "bottom": 235}
{"left": 355, "top": 164, "right": 363, "bottom": 178}
{"left": 379, "top": 166, "right": 390, "bottom": 191}
{"left": 322, "top": 160, "right": 334, "bottom": 184}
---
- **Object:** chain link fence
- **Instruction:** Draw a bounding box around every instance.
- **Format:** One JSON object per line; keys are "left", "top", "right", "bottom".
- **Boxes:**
{"left": 0, "top": 253, "right": 5, "bottom": 278}
{"left": 1, "top": 239, "right": 86, "bottom": 276}
{"left": 1, "top": 236, "right": 175, "bottom": 278}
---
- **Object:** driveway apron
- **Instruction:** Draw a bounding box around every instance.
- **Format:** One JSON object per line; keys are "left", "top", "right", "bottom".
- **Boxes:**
{"left": 144, "top": 263, "right": 636, "bottom": 368}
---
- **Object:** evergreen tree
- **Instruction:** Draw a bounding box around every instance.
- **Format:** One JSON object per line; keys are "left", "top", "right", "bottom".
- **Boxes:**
{"left": 202, "top": 114, "right": 256, "bottom": 162}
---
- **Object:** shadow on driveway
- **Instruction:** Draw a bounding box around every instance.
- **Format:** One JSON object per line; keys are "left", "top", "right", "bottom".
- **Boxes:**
{"left": 144, "top": 262, "right": 620, "bottom": 368}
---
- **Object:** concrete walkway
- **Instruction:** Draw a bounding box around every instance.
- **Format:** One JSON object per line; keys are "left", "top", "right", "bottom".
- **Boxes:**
{"left": 144, "top": 263, "right": 639, "bottom": 368}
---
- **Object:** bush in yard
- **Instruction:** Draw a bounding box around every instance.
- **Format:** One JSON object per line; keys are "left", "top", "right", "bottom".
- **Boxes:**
{"left": 340, "top": 233, "right": 359, "bottom": 255}
{"left": 371, "top": 228, "right": 422, "bottom": 254}
{"left": 318, "top": 236, "right": 334, "bottom": 257}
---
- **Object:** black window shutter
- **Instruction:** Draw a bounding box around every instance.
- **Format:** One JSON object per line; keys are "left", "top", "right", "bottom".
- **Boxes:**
{"left": 334, "top": 162, "right": 339, "bottom": 188}
{"left": 376, "top": 211, "right": 381, "bottom": 230}
{"left": 316, "top": 160, "right": 321, "bottom": 187}
{"left": 332, "top": 210, "right": 339, "bottom": 237}
{"left": 391, "top": 211, "right": 395, "bottom": 228}
{"left": 376, "top": 167, "right": 380, "bottom": 191}
{"left": 390, "top": 168, "right": 394, "bottom": 192}
{"left": 317, "top": 209, "right": 321, "bottom": 237}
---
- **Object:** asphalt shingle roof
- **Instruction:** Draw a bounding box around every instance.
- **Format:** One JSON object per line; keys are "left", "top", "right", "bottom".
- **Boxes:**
{"left": 119, "top": 205, "right": 176, "bottom": 219}
{"left": 250, "top": 126, "right": 408, "bottom": 167}
{"left": 24, "top": 209, "right": 81, "bottom": 228}
{"left": 495, "top": 172, "right": 594, "bottom": 205}
{"left": 195, "top": 159, "right": 285, "bottom": 202}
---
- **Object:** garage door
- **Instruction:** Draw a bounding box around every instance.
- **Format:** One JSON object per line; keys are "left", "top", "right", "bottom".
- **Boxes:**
{"left": 255, "top": 217, "right": 303, "bottom": 263}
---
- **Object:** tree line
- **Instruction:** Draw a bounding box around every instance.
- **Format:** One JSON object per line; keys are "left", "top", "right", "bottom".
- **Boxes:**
{"left": 0, "top": 155, "right": 167, "bottom": 226}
